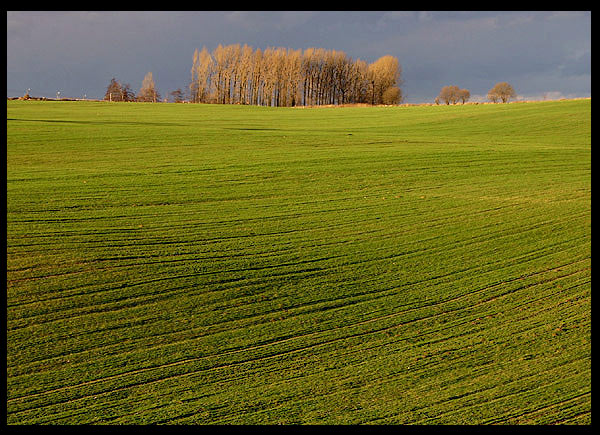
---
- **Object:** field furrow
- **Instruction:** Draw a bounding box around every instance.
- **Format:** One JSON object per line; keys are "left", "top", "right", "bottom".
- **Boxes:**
{"left": 7, "top": 99, "right": 590, "bottom": 424}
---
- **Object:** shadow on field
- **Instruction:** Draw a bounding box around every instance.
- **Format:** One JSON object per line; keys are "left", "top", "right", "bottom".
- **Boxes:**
{"left": 222, "top": 127, "right": 282, "bottom": 131}
{"left": 7, "top": 118, "right": 186, "bottom": 127}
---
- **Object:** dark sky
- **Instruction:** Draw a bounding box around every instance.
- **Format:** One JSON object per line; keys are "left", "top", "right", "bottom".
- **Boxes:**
{"left": 7, "top": 11, "right": 591, "bottom": 103}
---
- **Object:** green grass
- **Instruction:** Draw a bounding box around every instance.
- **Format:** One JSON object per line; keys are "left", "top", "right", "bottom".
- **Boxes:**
{"left": 6, "top": 99, "right": 591, "bottom": 424}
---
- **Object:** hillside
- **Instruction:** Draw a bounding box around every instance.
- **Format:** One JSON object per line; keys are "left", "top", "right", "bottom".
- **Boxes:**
{"left": 6, "top": 99, "right": 591, "bottom": 424}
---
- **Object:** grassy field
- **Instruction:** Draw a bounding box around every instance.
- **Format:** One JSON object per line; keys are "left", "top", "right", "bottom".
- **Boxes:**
{"left": 6, "top": 99, "right": 590, "bottom": 424}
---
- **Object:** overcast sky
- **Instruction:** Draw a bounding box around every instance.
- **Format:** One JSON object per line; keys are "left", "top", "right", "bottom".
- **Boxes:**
{"left": 7, "top": 11, "right": 591, "bottom": 103}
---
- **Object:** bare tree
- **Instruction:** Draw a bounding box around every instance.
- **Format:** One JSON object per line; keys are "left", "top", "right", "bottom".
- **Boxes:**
{"left": 138, "top": 72, "right": 160, "bottom": 102}
{"left": 458, "top": 88, "right": 470, "bottom": 104}
{"left": 250, "top": 47, "right": 264, "bottom": 105}
{"left": 311, "top": 48, "right": 327, "bottom": 105}
{"left": 196, "top": 47, "right": 214, "bottom": 103}
{"left": 225, "top": 43, "right": 241, "bottom": 104}
{"left": 333, "top": 52, "right": 349, "bottom": 104}
{"left": 350, "top": 59, "right": 369, "bottom": 104}
{"left": 488, "top": 82, "right": 516, "bottom": 103}
{"left": 190, "top": 48, "right": 200, "bottom": 103}
{"left": 190, "top": 48, "right": 214, "bottom": 103}
{"left": 237, "top": 44, "right": 254, "bottom": 104}
{"left": 272, "top": 47, "right": 286, "bottom": 107}
{"left": 262, "top": 47, "right": 278, "bottom": 106}
{"left": 287, "top": 48, "right": 303, "bottom": 106}
{"left": 301, "top": 48, "right": 315, "bottom": 105}
{"left": 212, "top": 44, "right": 228, "bottom": 104}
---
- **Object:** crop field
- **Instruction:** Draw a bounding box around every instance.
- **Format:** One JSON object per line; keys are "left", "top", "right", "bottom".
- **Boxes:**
{"left": 6, "top": 99, "right": 590, "bottom": 424}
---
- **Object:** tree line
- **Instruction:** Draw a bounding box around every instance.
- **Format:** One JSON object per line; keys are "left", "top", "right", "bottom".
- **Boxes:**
{"left": 104, "top": 44, "right": 402, "bottom": 106}
{"left": 103, "top": 44, "right": 518, "bottom": 105}
{"left": 189, "top": 44, "right": 402, "bottom": 106}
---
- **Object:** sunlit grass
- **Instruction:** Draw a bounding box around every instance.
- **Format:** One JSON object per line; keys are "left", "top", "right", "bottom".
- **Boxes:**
{"left": 6, "top": 99, "right": 590, "bottom": 424}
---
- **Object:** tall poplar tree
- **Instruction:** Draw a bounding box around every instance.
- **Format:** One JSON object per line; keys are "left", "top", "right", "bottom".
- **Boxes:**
{"left": 138, "top": 72, "right": 160, "bottom": 103}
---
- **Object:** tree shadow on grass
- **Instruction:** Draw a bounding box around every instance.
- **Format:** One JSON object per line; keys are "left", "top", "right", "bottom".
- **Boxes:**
{"left": 7, "top": 118, "right": 186, "bottom": 127}
{"left": 221, "top": 127, "right": 282, "bottom": 131}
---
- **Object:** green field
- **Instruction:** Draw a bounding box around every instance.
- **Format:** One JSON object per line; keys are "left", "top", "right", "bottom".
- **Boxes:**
{"left": 6, "top": 99, "right": 591, "bottom": 424}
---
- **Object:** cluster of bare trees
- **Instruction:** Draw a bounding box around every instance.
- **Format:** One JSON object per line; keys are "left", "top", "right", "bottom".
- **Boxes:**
{"left": 104, "top": 78, "right": 136, "bottom": 102}
{"left": 435, "top": 82, "right": 516, "bottom": 105}
{"left": 190, "top": 44, "right": 403, "bottom": 106}
{"left": 435, "top": 85, "right": 470, "bottom": 105}
{"left": 104, "top": 73, "right": 161, "bottom": 102}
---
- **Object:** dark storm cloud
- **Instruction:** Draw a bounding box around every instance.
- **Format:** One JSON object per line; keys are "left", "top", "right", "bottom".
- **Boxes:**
{"left": 7, "top": 11, "right": 590, "bottom": 103}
